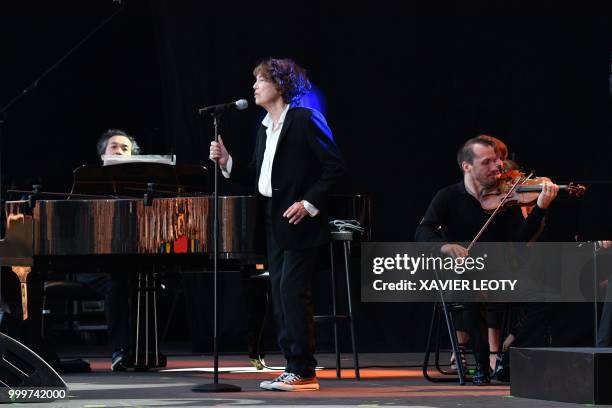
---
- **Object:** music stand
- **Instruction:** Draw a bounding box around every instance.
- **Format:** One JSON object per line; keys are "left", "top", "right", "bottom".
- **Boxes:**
{"left": 71, "top": 163, "right": 208, "bottom": 198}
{"left": 577, "top": 182, "right": 612, "bottom": 346}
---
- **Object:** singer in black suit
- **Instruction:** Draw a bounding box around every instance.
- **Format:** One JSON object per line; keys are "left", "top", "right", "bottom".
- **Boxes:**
{"left": 210, "top": 58, "right": 344, "bottom": 391}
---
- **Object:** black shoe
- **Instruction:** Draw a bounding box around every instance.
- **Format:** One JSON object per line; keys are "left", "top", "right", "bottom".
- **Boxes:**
{"left": 59, "top": 358, "right": 91, "bottom": 373}
{"left": 472, "top": 363, "right": 491, "bottom": 385}
{"left": 111, "top": 349, "right": 134, "bottom": 372}
{"left": 495, "top": 351, "right": 510, "bottom": 382}
{"left": 490, "top": 353, "right": 502, "bottom": 378}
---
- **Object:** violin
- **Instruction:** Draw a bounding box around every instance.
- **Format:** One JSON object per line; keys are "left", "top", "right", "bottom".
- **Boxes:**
{"left": 465, "top": 171, "right": 586, "bottom": 252}
{"left": 480, "top": 171, "right": 586, "bottom": 213}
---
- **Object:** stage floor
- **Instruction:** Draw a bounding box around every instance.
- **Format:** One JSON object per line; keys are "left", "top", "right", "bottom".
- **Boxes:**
{"left": 43, "top": 349, "right": 591, "bottom": 407}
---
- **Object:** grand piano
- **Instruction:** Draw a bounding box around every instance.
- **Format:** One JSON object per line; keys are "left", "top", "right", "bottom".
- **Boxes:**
{"left": 0, "top": 161, "right": 371, "bottom": 370}
{"left": 0, "top": 162, "right": 258, "bottom": 370}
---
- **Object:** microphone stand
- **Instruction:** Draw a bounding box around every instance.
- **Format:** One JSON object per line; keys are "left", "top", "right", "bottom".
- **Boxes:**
{"left": 192, "top": 110, "right": 241, "bottom": 393}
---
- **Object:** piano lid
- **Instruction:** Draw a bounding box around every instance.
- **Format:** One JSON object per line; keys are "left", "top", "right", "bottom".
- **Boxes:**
{"left": 70, "top": 163, "right": 208, "bottom": 198}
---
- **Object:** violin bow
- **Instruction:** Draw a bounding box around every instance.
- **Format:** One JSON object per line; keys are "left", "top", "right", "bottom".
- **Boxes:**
{"left": 466, "top": 171, "right": 534, "bottom": 253}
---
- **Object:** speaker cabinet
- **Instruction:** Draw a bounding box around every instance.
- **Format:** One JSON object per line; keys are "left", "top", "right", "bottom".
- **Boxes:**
{"left": 511, "top": 347, "right": 612, "bottom": 405}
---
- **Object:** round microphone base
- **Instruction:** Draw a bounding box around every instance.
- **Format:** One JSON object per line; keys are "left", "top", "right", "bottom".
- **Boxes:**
{"left": 192, "top": 383, "right": 242, "bottom": 393}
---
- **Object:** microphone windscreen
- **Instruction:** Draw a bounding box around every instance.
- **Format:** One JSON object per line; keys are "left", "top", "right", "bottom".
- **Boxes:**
{"left": 235, "top": 99, "right": 248, "bottom": 110}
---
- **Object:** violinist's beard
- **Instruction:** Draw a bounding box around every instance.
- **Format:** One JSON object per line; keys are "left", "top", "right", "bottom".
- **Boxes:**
{"left": 479, "top": 175, "right": 498, "bottom": 190}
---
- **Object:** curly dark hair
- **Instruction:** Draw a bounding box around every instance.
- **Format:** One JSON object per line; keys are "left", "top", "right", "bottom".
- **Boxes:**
{"left": 253, "top": 58, "right": 312, "bottom": 106}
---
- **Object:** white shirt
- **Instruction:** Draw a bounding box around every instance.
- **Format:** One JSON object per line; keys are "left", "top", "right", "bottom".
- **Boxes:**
{"left": 258, "top": 104, "right": 290, "bottom": 197}
{"left": 221, "top": 105, "right": 318, "bottom": 216}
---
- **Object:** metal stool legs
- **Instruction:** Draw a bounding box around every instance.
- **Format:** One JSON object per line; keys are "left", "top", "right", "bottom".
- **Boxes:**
{"left": 325, "top": 231, "right": 360, "bottom": 380}
{"left": 422, "top": 302, "right": 467, "bottom": 384}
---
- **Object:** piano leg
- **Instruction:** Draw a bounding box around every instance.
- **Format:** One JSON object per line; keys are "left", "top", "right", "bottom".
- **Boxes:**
{"left": 27, "top": 271, "right": 46, "bottom": 357}
{"left": 11, "top": 266, "right": 31, "bottom": 321}
{"left": 10, "top": 265, "right": 59, "bottom": 369}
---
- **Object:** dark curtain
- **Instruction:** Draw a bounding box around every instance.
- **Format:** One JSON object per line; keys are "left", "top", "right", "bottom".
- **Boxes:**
{"left": 2, "top": 1, "right": 612, "bottom": 351}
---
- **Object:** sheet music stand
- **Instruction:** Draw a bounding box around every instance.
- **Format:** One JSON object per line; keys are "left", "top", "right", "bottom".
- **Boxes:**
{"left": 70, "top": 163, "right": 208, "bottom": 198}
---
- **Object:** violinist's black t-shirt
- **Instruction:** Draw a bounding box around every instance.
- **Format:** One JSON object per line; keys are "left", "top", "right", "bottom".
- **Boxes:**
{"left": 415, "top": 181, "right": 547, "bottom": 247}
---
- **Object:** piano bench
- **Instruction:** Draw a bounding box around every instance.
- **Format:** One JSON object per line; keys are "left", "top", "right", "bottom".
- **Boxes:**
{"left": 42, "top": 280, "right": 105, "bottom": 340}
{"left": 44, "top": 280, "right": 102, "bottom": 300}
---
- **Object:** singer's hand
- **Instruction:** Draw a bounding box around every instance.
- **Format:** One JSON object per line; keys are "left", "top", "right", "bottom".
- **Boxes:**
{"left": 209, "top": 136, "right": 229, "bottom": 168}
{"left": 283, "top": 202, "right": 309, "bottom": 225}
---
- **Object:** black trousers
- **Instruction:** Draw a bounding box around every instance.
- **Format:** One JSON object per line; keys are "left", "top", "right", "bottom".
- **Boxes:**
{"left": 509, "top": 303, "right": 549, "bottom": 347}
{"left": 460, "top": 303, "right": 489, "bottom": 369}
{"left": 265, "top": 199, "right": 317, "bottom": 378}
{"left": 77, "top": 272, "right": 131, "bottom": 353}
{"left": 454, "top": 304, "right": 504, "bottom": 332}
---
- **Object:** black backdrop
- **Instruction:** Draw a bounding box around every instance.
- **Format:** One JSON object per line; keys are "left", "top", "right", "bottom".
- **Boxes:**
{"left": 1, "top": 1, "right": 612, "bottom": 351}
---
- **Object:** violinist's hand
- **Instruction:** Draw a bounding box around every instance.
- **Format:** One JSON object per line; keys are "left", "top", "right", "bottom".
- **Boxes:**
{"left": 598, "top": 240, "right": 612, "bottom": 249}
{"left": 441, "top": 243, "right": 468, "bottom": 259}
{"left": 536, "top": 180, "right": 559, "bottom": 209}
{"left": 209, "top": 136, "right": 229, "bottom": 168}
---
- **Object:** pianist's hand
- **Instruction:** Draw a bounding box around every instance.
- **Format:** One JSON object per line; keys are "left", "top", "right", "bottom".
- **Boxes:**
{"left": 210, "top": 136, "right": 229, "bottom": 168}
{"left": 284, "top": 202, "right": 309, "bottom": 225}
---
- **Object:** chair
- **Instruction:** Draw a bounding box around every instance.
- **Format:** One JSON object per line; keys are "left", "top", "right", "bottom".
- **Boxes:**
{"left": 422, "top": 302, "right": 517, "bottom": 385}
{"left": 422, "top": 302, "right": 468, "bottom": 384}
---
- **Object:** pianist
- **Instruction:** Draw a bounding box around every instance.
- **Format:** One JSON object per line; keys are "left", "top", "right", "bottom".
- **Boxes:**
{"left": 96, "top": 128, "right": 141, "bottom": 158}
{"left": 76, "top": 128, "right": 140, "bottom": 371}
{"left": 210, "top": 58, "right": 345, "bottom": 391}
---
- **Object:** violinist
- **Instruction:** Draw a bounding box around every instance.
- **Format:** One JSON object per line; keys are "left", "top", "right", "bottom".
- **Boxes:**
{"left": 450, "top": 134, "right": 529, "bottom": 375}
{"left": 415, "top": 136, "right": 559, "bottom": 384}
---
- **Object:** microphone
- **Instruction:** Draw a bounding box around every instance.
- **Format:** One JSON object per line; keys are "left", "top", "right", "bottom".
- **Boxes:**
{"left": 198, "top": 99, "right": 248, "bottom": 115}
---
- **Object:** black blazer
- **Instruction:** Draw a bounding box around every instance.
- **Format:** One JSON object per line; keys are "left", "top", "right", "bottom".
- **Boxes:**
{"left": 231, "top": 107, "right": 345, "bottom": 250}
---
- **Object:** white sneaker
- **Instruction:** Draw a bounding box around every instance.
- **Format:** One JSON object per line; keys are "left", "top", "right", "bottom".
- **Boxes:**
{"left": 260, "top": 372, "right": 290, "bottom": 390}
{"left": 269, "top": 373, "right": 319, "bottom": 391}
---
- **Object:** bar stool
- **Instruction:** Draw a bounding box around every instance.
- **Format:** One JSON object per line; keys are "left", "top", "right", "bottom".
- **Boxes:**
{"left": 314, "top": 229, "right": 360, "bottom": 380}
